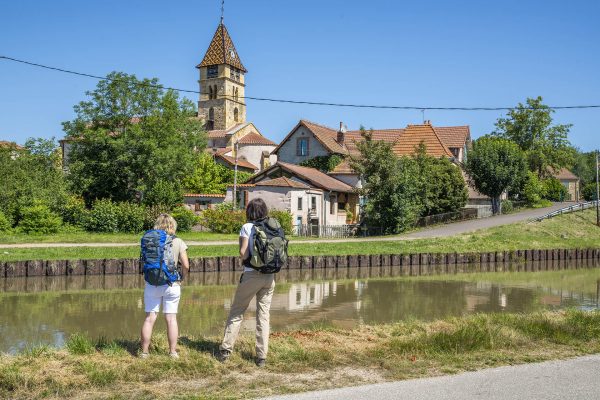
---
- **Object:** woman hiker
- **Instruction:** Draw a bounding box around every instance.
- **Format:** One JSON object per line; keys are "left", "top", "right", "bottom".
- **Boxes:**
{"left": 218, "top": 198, "right": 276, "bottom": 367}
{"left": 140, "top": 213, "right": 189, "bottom": 359}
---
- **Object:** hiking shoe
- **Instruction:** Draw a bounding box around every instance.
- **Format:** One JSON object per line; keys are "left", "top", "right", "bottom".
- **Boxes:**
{"left": 217, "top": 349, "right": 231, "bottom": 362}
{"left": 169, "top": 352, "right": 180, "bottom": 359}
{"left": 255, "top": 358, "right": 266, "bottom": 368}
{"left": 139, "top": 352, "right": 149, "bottom": 359}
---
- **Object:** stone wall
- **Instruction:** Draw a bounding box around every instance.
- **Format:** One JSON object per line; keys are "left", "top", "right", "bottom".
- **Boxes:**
{"left": 2, "top": 248, "right": 598, "bottom": 278}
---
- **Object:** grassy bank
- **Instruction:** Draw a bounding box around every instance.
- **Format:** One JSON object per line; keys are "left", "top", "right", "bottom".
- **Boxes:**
{"left": 2, "top": 310, "right": 600, "bottom": 399}
{"left": 1, "top": 209, "right": 598, "bottom": 262}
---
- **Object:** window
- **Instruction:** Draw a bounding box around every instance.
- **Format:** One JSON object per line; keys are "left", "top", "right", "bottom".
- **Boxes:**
{"left": 207, "top": 65, "right": 218, "bottom": 78}
{"left": 234, "top": 107, "right": 239, "bottom": 122}
{"left": 297, "top": 197, "right": 303, "bottom": 211}
{"left": 231, "top": 67, "right": 240, "bottom": 81}
{"left": 450, "top": 148, "right": 460, "bottom": 158}
{"left": 213, "top": 85, "right": 218, "bottom": 99}
{"left": 297, "top": 138, "right": 309, "bottom": 156}
{"left": 330, "top": 195, "right": 336, "bottom": 215}
{"left": 311, "top": 196, "right": 317, "bottom": 211}
{"left": 208, "top": 86, "right": 213, "bottom": 100}
{"left": 208, "top": 107, "right": 214, "bottom": 121}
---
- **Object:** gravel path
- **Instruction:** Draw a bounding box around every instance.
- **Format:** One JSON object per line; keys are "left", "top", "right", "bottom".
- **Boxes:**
{"left": 0, "top": 203, "right": 566, "bottom": 249}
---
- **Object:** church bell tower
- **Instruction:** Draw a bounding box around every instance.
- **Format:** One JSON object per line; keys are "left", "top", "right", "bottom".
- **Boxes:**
{"left": 196, "top": 23, "right": 247, "bottom": 131}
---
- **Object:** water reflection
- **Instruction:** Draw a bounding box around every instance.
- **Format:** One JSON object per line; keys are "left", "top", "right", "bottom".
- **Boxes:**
{"left": 1, "top": 260, "right": 599, "bottom": 354}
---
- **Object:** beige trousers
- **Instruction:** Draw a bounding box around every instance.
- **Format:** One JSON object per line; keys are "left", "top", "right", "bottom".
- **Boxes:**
{"left": 220, "top": 271, "right": 275, "bottom": 359}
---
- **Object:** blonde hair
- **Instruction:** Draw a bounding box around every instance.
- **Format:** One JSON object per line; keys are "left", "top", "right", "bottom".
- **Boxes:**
{"left": 154, "top": 214, "right": 177, "bottom": 235}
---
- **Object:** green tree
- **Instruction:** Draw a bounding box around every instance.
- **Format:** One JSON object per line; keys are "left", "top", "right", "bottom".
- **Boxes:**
{"left": 64, "top": 72, "right": 206, "bottom": 207}
{"left": 493, "top": 96, "right": 573, "bottom": 177}
{"left": 0, "top": 138, "right": 68, "bottom": 225}
{"left": 183, "top": 153, "right": 252, "bottom": 194}
{"left": 466, "top": 136, "right": 528, "bottom": 215}
{"left": 351, "top": 131, "right": 422, "bottom": 233}
{"left": 413, "top": 144, "right": 468, "bottom": 216}
{"left": 572, "top": 150, "right": 597, "bottom": 186}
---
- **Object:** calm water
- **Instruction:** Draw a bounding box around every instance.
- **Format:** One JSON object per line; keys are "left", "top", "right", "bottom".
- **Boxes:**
{"left": 1, "top": 261, "right": 600, "bottom": 354}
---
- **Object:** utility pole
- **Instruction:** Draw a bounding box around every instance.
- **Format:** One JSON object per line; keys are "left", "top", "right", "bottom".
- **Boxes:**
{"left": 596, "top": 150, "right": 599, "bottom": 226}
{"left": 233, "top": 139, "right": 239, "bottom": 210}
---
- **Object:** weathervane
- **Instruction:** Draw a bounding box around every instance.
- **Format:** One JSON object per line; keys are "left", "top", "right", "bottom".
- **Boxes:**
{"left": 221, "top": 0, "right": 225, "bottom": 23}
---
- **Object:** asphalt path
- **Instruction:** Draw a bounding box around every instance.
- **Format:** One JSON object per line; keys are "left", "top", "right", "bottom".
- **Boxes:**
{"left": 0, "top": 203, "right": 567, "bottom": 249}
{"left": 262, "top": 355, "right": 600, "bottom": 400}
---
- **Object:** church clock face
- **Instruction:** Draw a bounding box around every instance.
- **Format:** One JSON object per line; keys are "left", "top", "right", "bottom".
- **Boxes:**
{"left": 229, "top": 47, "right": 236, "bottom": 59}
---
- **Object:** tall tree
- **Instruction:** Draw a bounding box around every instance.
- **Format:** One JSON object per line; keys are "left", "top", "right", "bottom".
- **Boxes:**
{"left": 63, "top": 72, "right": 206, "bottom": 206}
{"left": 183, "top": 153, "right": 252, "bottom": 194}
{"left": 350, "top": 131, "right": 422, "bottom": 233}
{"left": 493, "top": 96, "right": 573, "bottom": 177}
{"left": 466, "top": 136, "right": 528, "bottom": 215}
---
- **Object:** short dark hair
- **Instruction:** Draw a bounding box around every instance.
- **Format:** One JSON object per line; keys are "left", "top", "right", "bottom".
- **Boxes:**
{"left": 246, "top": 198, "right": 268, "bottom": 222}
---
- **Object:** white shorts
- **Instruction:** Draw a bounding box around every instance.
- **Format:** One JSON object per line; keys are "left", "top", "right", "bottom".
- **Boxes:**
{"left": 144, "top": 283, "right": 181, "bottom": 314}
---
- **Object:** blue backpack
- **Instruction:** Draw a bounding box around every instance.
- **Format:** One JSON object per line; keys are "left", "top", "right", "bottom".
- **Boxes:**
{"left": 140, "top": 229, "right": 180, "bottom": 286}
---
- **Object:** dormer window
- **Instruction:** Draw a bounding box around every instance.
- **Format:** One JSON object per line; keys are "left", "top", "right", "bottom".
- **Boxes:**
{"left": 207, "top": 65, "right": 218, "bottom": 79}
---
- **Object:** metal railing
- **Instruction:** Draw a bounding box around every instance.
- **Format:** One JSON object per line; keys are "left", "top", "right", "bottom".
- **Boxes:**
{"left": 294, "top": 224, "right": 362, "bottom": 238}
{"left": 532, "top": 201, "right": 598, "bottom": 222}
{"left": 415, "top": 208, "right": 478, "bottom": 227}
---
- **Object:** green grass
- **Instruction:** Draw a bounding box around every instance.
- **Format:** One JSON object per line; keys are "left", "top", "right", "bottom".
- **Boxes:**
{"left": 1, "top": 209, "right": 599, "bottom": 262}
{"left": 2, "top": 310, "right": 600, "bottom": 399}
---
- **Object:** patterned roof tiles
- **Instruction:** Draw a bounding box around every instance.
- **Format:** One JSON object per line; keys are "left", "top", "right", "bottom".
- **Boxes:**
{"left": 433, "top": 126, "right": 471, "bottom": 149}
{"left": 197, "top": 23, "right": 247, "bottom": 72}
{"left": 392, "top": 124, "right": 453, "bottom": 158}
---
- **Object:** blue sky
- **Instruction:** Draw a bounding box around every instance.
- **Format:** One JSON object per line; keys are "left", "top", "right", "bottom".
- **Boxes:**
{"left": 1, "top": 0, "right": 598, "bottom": 150}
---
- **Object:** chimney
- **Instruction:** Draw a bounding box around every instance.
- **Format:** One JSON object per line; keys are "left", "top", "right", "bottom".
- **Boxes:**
{"left": 424, "top": 120, "right": 431, "bottom": 125}
{"left": 337, "top": 121, "right": 346, "bottom": 145}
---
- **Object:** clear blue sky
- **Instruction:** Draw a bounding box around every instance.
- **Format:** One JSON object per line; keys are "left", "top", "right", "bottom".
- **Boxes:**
{"left": 1, "top": 0, "right": 598, "bottom": 151}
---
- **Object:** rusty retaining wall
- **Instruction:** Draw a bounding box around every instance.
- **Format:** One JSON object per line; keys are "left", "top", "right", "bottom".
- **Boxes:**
{"left": 1, "top": 248, "right": 599, "bottom": 278}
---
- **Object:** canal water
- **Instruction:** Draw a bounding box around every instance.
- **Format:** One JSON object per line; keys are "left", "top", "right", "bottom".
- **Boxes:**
{"left": 1, "top": 261, "right": 600, "bottom": 354}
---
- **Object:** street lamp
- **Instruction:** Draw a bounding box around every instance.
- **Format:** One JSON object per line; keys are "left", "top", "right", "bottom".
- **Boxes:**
{"left": 232, "top": 139, "right": 239, "bottom": 210}
{"left": 596, "top": 150, "right": 599, "bottom": 227}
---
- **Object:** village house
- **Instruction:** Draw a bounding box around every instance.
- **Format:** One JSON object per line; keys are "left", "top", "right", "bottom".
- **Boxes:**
{"left": 552, "top": 168, "right": 580, "bottom": 202}
{"left": 224, "top": 161, "right": 359, "bottom": 230}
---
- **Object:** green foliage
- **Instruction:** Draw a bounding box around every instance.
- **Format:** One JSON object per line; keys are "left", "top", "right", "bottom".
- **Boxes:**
{"left": 171, "top": 206, "right": 200, "bottom": 232}
{"left": 84, "top": 199, "right": 120, "bottom": 233}
{"left": 66, "top": 333, "right": 95, "bottom": 355}
{"left": 351, "top": 130, "right": 422, "bottom": 233}
{"left": 269, "top": 209, "right": 293, "bottom": 235}
{"left": 17, "top": 203, "right": 62, "bottom": 234}
{"left": 59, "top": 196, "right": 88, "bottom": 227}
{"left": 466, "top": 136, "right": 528, "bottom": 214}
{"left": 572, "top": 150, "right": 597, "bottom": 186}
{"left": 493, "top": 96, "right": 573, "bottom": 177}
{"left": 522, "top": 172, "right": 547, "bottom": 206}
{"left": 0, "top": 211, "right": 12, "bottom": 232}
{"left": 582, "top": 182, "right": 598, "bottom": 201}
{"left": 199, "top": 203, "right": 246, "bottom": 234}
{"left": 115, "top": 202, "right": 146, "bottom": 233}
{"left": 184, "top": 153, "right": 253, "bottom": 195}
{"left": 143, "top": 204, "right": 171, "bottom": 230}
{"left": 542, "top": 177, "right": 568, "bottom": 202}
{"left": 64, "top": 72, "right": 206, "bottom": 206}
{"left": 501, "top": 199, "right": 514, "bottom": 214}
{"left": 0, "top": 137, "right": 68, "bottom": 225}
{"left": 413, "top": 144, "right": 468, "bottom": 216}
{"left": 299, "top": 155, "right": 344, "bottom": 173}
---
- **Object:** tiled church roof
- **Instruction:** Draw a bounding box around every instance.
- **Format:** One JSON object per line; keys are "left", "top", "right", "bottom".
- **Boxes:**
{"left": 197, "top": 23, "right": 247, "bottom": 72}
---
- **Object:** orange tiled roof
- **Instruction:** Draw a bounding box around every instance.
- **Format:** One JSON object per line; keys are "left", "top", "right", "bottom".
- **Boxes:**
{"left": 0, "top": 141, "right": 24, "bottom": 150}
{"left": 237, "top": 132, "right": 276, "bottom": 146}
{"left": 276, "top": 162, "right": 354, "bottom": 193}
{"left": 255, "top": 176, "right": 310, "bottom": 189}
{"left": 434, "top": 126, "right": 470, "bottom": 149}
{"left": 206, "top": 123, "right": 249, "bottom": 139}
{"left": 216, "top": 153, "right": 258, "bottom": 171}
{"left": 392, "top": 124, "right": 453, "bottom": 157}
{"left": 197, "top": 23, "right": 247, "bottom": 72}
{"left": 183, "top": 193, "right": 226, "bottom": 198}
{"left": 552, "top": 168, "right": 579, "bottom": 181}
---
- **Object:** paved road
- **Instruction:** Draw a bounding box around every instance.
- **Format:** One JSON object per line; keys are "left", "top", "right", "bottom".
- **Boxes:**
{"left": 263, "top": 355, "right": 600, "bottom": 400}
{"left": 0, "top": 203, "right": 567, "bottom": 249}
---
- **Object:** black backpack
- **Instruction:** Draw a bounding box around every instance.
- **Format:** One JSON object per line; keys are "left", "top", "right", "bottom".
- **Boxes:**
{"left": 243, "top": 217, "right": 289, "bottom": 274}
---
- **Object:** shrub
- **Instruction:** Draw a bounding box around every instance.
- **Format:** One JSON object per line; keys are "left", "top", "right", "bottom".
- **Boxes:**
{"left": 521, "top": 172, "right": 546, "bottom": 206}
{"left": 60, "top": 196, "right": 88, "bottom": 227}
{"left": 501, "top": 199, "right": 514, "bottom": 214}
{"left": 582, "top": 182, "right": 598, "bottom": 201}
{"left": 85, "top": 199, "right": 120, "bottom": 233}
{"left": 200, "top": 203, "right": 245, "bottom": 233}
{"left": 115, "top": 202, "right": 146, "bottom": 233}
{"left": 171, "top": 206, "right": 200, "bottom": 232}
{"left": 143, "top": 204, "right": 171, "bottom": 230}
{"left": 18, "top": 203, "right": 62, "bottom": 234}
{"left": 269, "top": 209, "right": 293, "bottom": 235}
{"left": 543, "top": 177, "right": 568, "bottom": 201}
{"left": 0, "top": 211, "right": 11, "bottom": 232}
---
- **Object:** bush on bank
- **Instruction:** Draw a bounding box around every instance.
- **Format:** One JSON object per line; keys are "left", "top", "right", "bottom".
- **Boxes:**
{"left": 199, "top": 203, "right": 294, "bottom": 234}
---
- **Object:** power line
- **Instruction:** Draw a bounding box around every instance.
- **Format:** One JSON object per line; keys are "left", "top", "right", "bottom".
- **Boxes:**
{"left": 2, "top": 55, "right": 600, "bottom": 111}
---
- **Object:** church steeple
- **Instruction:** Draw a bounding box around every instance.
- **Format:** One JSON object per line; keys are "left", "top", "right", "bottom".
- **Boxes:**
{"left": 196, "top": 23, "right": 247, "bottom": 131}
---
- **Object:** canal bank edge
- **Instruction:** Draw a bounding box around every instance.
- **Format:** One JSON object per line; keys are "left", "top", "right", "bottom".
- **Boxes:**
{"left": 1, "top": 248, "right": 599, "bottom": 278}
